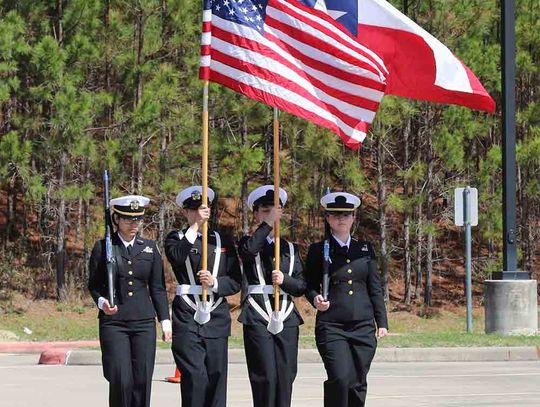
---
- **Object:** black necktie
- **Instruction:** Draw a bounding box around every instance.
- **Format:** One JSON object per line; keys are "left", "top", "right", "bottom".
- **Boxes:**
{"left": 336, "top": 245, "right": 348, "bottom": 256}
{"left": 127, "top": 245, "right": 132, "bottom": 255}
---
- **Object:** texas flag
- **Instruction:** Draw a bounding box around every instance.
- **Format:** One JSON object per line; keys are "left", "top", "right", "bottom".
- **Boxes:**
{"left": 300, "top": 0, "right": 496, "bottom": 112}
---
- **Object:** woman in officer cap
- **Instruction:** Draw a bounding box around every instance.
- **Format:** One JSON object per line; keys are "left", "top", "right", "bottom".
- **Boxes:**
{"left": 238, "top": 185, "right": 306, "bottom": 407}
{"left": 305, "top": 192, "right": 388, "bottom": 407}
{"left": 164, "top": 186, "right": 241, "bottom": 407}
{"left": 88, "top": 195, "right": 171, "bottom": 407}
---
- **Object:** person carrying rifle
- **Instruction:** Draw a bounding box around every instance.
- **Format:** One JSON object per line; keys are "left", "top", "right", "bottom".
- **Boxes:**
{"left": 88, "top": 193, "right": 171, "bottom": 407}
{"left": 305, "top": 192, "right": 388, "bottom": 407}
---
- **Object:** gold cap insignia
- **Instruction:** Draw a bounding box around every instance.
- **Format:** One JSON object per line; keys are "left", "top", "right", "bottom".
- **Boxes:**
{"left": 191, "top": 191, "right": 201, "bottom": 201}
{"left": 130, "top": 200, "right": 140, "bottom": 210}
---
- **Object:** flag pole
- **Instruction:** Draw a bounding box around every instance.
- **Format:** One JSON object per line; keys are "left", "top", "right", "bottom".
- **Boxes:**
{"left": 202, "top": 80, "right": 209, "bottom": 304}
{"left": 273, "top": 107, "right": 280, "bottom": 312}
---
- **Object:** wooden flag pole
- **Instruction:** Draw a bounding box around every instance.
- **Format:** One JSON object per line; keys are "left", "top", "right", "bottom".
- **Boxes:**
{"left": 273, "top": 107, "right": 280, "bottom": 312}
{"left": 202, "top": 80, "right": 209, "bottom": 304}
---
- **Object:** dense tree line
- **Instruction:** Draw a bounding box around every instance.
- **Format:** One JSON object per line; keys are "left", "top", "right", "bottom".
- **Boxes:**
{"left": 0, "top": 0, "right": 538, "bottom": 305}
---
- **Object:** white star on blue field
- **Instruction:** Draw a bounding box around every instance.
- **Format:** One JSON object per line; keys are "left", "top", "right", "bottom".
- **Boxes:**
{"left": 299, "top": 0, "right": 359, "bottom": 35}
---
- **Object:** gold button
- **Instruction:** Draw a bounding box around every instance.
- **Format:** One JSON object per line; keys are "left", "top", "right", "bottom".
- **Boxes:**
{"left": 347, "top": 269, "right": 352, "bottom": 274}
{"left": 128, "top": 281, "right": 133, "bottom": 286}
{"left": 128, "top": 292, "right": 133, "bottom": 297}
{"left": 346, "top": 259, "right": 351, "bottom": 263}
{"left": 128, "top": 271, "right": 133, "bottom": 275}
{"left": 348, "top": 280, "right": 352, "bottom": 285}
{"left": 348, "top": 290, "right": 353, "bottom": 295}
{"left": 128, "top": 261, "right": 132, "bottom": 265}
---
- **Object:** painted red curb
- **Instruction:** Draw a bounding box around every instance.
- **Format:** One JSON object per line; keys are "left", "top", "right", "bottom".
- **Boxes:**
{"left": 0, "top": 340, "right": 99, "bottom": 353}
{"left": 38, "top": 349, "right": 70, "bottom": 365}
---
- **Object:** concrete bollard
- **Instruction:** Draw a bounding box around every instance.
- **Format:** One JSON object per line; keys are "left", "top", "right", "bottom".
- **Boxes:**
{"left": 484, "top": 280, "right": 538, "bottom": 335}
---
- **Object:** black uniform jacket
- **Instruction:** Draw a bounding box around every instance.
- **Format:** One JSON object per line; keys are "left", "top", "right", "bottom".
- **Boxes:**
{"left": 164, "top": 228, "right": 242, "bottom": 338}
{"left": 305, "top": 237, "right": 388, "bottom": 329}
{"left": 238, "top": 222, "right": 306, "bottom": 327}
{"left": 88, "top": 233, "right": 169, "bottom": 322}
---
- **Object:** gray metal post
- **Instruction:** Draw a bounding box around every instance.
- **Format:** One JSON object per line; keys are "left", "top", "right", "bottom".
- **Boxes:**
{"left": 484, "top": 1, "right": 536, "bottom": 337}
{"left": 464, "top": 187, "right": 473, "bottom": 333}
{"left": 492, "top": 0, "right": 529, "bottom": 280}
{"left": 501, "top": 0, "right": 517, "bottom": 274}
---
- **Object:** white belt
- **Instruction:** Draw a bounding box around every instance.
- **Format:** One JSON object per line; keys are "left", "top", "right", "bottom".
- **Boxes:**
{"left": 247, "top": 284, "right": 284, "bottom": 295}
{"left": 176, "top": 284, "right": 203, "bottom": 295}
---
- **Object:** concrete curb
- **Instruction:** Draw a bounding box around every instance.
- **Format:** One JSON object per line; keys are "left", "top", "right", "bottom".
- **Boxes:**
{"left": 373, "top": 346, "right": 540, "bottom": 362}
{"left": 63, "top": 346, "right": 540, "bottom": 366}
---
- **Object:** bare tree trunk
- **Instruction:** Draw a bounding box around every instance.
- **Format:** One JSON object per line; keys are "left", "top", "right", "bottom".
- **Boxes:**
{"left": 265, "top": 127, "right": 272, "bottom": 182}
{"left": 83, "top": 163, "right": 91, "bottom": 282}
{"left": 414, "top": 129, "right": 423, "bottom": 300}
{"left": 103, "top": 0, "right": 113, "bottom": 123}
{"left": 376, "top": 135, "right": 389, "bottom": 302}
{"left": 403, "top": 118, "right": 412, "bottom": 304}
{"left": 136, "top": 141, "right": 144, "bottom": 195}
{"left": 6, "top": 172, "right": 16, "bottom": 243}
{"left": 135, "top": 7, "right": 145, "bottom": 195}
{"left": 290, "top": 130, "right": 298, "bottom": 241}
{"left": 240, "top": 119, "right": 249, "bottom": 235}
{"left": 55, "top": 0, "right": 63, "bottom": 43}
{"left": 424, "top": 127, "right": 434, "bottom": 307}
{"left": 56, "top": 152, "right": 67, "bottom": 302}
{"left": 134, "top": 7, "right": 144, "bottom": 109}
{"left": 76, "top": 197, "right": 82, "bottom": 238}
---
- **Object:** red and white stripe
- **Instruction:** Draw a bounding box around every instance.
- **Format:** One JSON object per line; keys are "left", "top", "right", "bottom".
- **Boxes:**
{"left": 200, "top": 0, "right": 387, "bottom": 150}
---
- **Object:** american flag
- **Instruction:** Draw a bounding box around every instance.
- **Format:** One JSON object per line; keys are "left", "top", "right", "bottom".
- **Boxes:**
{"left": 200, "top": 0, "right": 387, "bottom": 150}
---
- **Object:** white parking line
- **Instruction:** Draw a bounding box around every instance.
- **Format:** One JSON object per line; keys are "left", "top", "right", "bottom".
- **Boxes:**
{"left": 230, "top": 372, "right": 540, "bottom": 380}
{"left": 370, "top": 392, "right": 540, "bottom": 399}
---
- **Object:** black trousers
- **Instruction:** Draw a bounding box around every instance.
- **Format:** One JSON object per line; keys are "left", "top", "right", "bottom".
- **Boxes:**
{"left": 99, "top": 318, "right": 157, "bottom": 407}
{"left": 172, "top": 330, "right": 228, "bottom": 407}
{"left": 243, "top": 325, "right": 299, "bottom": 407}
{"left": 316, "top": 320, "right": 377, "bottom": 407}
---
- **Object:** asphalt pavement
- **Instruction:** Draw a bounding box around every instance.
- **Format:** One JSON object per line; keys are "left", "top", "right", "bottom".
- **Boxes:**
{"left": 1, "top": 353, "right": 539, "bottom": 406}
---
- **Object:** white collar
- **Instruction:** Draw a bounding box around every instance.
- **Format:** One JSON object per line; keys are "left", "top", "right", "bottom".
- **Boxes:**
{"left": 332, "top": 234, "right": 351, "bottom": 249}
{"left": 118, "top": 233, "right": 136, "bottom": 248}
{"left": 266, "top": 236, "right": 275, "bottom": 244}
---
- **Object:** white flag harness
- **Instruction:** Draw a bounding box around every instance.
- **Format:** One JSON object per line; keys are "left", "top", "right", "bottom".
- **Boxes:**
{"left": 175, "top": 231, "right": 223, "bottom": 324}
{"left": 246, "top": 241, "right": 295, "bottom": 334}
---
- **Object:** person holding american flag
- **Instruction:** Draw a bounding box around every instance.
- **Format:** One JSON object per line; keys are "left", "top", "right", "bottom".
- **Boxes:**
{"left": 238, "top": 185, "right": 306, "bottom": 407}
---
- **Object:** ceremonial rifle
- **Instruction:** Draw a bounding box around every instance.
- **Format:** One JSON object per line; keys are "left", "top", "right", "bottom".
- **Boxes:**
{"left": 322, "top": 187, "right": 331, "bottom": 301}
{"left": 103, "top": 170, "right": 115, "bottom": 308}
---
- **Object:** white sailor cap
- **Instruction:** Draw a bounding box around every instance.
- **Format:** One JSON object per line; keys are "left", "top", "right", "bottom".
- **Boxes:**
{"left": 176, "top": 186, "right": 215, "bottom": 209}
{"left": 247, "top": 185, "right": 288, "bottom": 211}
{"left": 110, "top": 195, "right": 150, "bottom": 219}
{"left": 320, "top": 192, "right": 361, "bottom": 212}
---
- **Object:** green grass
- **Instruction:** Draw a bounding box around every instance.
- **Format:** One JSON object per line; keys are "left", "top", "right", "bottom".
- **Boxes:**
{"left": 1, "top": 295, "right": 538, "bottom": 348}
{"left": 0, "top": 300, "right": 98, "bottom": 341}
